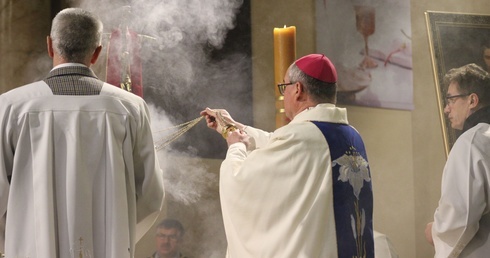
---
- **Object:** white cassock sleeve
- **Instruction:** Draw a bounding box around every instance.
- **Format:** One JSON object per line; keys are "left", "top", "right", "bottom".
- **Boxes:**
{"left": 0, "top": 96, "right": 13, "bottom": 252}
{"left": 242, "top": 126, "right": 272, "bottom": 149}
{"left": 432, "top": 130, "right": 487, "bottom": 257}
{"left": 374, "top": 231, "right": 399, "bottom": 258}
{"left": 133, "top": 102, "right": 165, "bottom": 241}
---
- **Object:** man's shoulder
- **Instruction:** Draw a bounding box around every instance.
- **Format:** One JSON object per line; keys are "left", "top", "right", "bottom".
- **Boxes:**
{"left": 449, "top": 123, "right": 490, "bottom": 162}
{"left": 2, "top": 80, "right": 49, "bottom": 93}
{"left": 0, "top": 81, "right": 51, "bottom": 103}
{"left": 458, "top": 123, "right": 490, "bottom": 144}
{"left": 100, "top": 83, "right": 146, "bottom": 103}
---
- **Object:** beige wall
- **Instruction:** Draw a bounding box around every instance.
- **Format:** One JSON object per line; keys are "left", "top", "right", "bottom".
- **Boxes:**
{"left": 252, "top": 0, "right": 490, "bottom": 258}
{"left": 0, "top": 1, "right": 52, "bottom": 94}
{"left": 251, "top": 1, "right": 316, "bottom": 131}
{"left": 252, "top": 1, "right": 418, "bottom": 256}
{"left": 412, "top": 2, "right": 490, "bottom": 257}
{"left": 250, "top": 1, "right": 490, "bottom": 258}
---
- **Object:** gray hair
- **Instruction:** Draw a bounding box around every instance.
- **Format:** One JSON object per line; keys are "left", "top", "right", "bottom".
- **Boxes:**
{"left": 50, "top": 8, "right": 103, "bottom": 63}
{"left": 288, "top": 63, "right": 337, "bottom": 104}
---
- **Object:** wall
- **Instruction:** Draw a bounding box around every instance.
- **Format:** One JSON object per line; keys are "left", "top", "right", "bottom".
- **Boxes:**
{"left": 411, "top": 1, "right": 490, "bottom": 257}
{"left": 250, "top": 0, "right": 419, "bottom": 257}
{"left": 250, "top": 1, "right": 316, "bottom": 131}
{"left": 0, "top": 0, "right": 52, "bottom": 94}
{"left": 249, "top": 1, "right": 490, "bottom": 258}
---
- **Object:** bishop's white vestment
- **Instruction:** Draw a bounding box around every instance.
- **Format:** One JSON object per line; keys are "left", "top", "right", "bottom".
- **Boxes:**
{"left": 220, "top": 104, "right": 374, "bottom": 258}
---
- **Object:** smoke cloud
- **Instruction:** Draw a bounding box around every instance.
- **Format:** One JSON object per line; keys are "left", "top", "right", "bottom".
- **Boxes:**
{"left": 69, "top": 0, "right": 251, "bottom": 256}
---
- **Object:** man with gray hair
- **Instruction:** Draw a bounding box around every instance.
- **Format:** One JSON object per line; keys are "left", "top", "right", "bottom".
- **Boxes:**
{"left": 0, "top": 8, "right": 164, "bottom": 258}
{"left": 201, "top": 54, "right": 374, "bottom": 257}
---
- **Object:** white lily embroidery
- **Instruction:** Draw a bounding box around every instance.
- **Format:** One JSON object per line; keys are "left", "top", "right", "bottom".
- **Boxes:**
{"left": 333, "top": 146, "right": 371, "bottom": 258}
{"left": 333, "top": 146, "right": 371, "bottom": 199}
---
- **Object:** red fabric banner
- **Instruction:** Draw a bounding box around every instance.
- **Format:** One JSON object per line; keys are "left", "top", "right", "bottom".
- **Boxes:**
{"left": 106, "top": 28, "right": 144, "bottom": 98}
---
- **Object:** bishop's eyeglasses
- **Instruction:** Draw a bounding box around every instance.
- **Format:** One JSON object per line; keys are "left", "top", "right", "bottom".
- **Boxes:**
{"left": 277, "top": 82, "right": 295, "bottom": 95}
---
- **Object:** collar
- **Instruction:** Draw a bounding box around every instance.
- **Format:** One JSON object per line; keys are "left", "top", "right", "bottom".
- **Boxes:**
{"left": 153, "top": 252, "right": 182, "bottom": 258}
{"left": 51, "top": 63, "right": 87, "bottom": 71}
{"left": 46, "top": 65, "right": 98, "bottom": 80}
{"left": 291, "top": 103, "right": 349, "bottom": 124}
{"left": 463, "top": 105, "right": 490, "bottom": 132}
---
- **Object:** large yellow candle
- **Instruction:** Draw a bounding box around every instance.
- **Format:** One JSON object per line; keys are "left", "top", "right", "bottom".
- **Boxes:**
{"left": 273, "top": 25, "right": 296, "bottom": 128}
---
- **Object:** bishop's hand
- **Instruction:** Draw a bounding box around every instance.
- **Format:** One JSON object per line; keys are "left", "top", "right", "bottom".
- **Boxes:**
{"left": 226, "top": 129, "right": 251, "bottom": 149}
{"left": 200, "top": 108, "right": 240, "bottom": 139}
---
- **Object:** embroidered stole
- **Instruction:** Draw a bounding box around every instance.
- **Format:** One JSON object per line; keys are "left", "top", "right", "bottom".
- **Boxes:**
{"left": 312, "top": 121, "right": 374, "bottom": 258}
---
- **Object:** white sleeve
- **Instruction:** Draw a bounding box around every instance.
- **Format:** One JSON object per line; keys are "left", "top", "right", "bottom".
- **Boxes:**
{"left": 432, "top": 132, "right": 487, "bottom": 257}
{"left": 134, "top": 102, "right": 165, "bottom": 240}
{"left": 242, "top": 126, "right": 272, "bottom": 149}
{"left": 0, "top": 96, "right": 12, "bottom": 250}
{"left": 374, "top": 231, "right": 399, "bottom": 258}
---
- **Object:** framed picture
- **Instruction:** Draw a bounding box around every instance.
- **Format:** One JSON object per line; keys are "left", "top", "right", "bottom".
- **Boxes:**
{"left": 425, "top": 11, "right": 490, "bottom": 156}
{"left": 316, "top": 0, "right": 413, "bottom": 110}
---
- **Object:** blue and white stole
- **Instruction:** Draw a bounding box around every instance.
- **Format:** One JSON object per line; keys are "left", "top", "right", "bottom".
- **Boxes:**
{"left": 312, "top": 121, "right": 374, "bottom": 258}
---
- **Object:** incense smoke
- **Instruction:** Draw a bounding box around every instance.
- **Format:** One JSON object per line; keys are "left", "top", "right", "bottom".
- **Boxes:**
{"left": 72, "top": 0, "right": 250, "bottom": 256}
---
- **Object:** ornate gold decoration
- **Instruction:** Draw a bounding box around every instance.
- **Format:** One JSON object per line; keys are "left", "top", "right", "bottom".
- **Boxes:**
{"left": 215, "top": 111, "right": 237, "bottom": 139}
{"left": 120, "top": 73, "right": 132, "bottom": 92}
{"left": 221, "top": 124, "right": 238, "bottom": 139}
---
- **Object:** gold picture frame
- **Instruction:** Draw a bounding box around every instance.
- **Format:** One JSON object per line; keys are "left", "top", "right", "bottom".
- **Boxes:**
{"left": 425, "top": 11, "right": 490, "bottom": 157}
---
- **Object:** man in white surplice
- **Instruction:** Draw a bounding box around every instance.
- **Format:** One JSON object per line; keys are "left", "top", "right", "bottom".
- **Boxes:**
{"left": 425, "top": 64, "right": 490, "bottom": 257}
{"left": 0, "top": 8, "right": 164, "bottom": 258}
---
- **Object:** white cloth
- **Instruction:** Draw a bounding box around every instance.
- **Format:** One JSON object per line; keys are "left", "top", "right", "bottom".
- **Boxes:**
{"left": 0, "top": 81, "right": 164, "bottom": 258}
{"left": 0, "top": 214, "right": 4, "bottom": 253}
{"left": 432, "top": 123, "right": 490, "bottom": 257}
{"left": 220, "top": 104, "right": 351, "bottom": 258}
{"left": 374, "top": 231, "right": 399, "bottom": 258}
